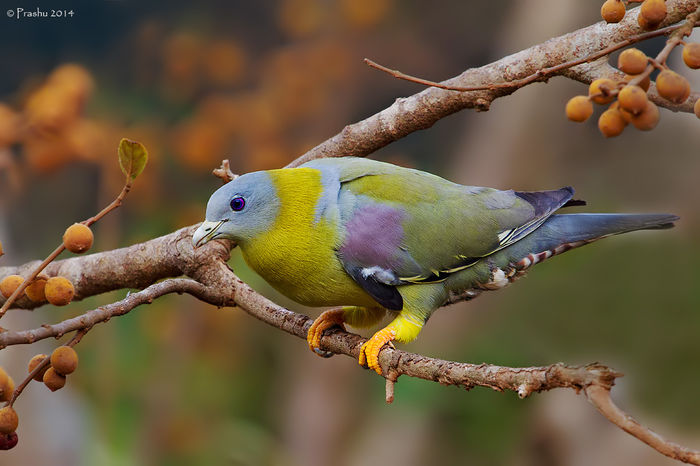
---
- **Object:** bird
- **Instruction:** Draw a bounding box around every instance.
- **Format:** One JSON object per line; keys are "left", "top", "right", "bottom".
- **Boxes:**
{"left": 192, "top": 157, "right": 677, "bottom": 375}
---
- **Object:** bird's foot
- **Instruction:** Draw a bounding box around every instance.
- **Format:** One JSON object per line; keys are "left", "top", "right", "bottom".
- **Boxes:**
{"left": 307, "top": 308, "right": 347, "bottom": 357}
{"left": 359, "top": 327, "right": 397, "bottom": 375}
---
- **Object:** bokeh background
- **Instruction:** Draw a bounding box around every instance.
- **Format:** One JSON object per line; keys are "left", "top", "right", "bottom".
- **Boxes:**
{"left": 0, "top": 1, "right": 698, "bottom": 465}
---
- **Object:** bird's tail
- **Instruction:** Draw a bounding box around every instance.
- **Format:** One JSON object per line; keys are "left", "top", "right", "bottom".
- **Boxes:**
{"left": 497, "top": 213, "right": 678, "bottom": 271}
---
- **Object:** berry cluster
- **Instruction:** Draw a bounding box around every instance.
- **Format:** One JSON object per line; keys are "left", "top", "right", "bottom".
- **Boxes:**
{"left": 0, "top": 223, "right": 93, "bottom": 306}
{"left": 0, "top": 346, "right": 79, "bottom": 449}
{"left": 567, "top": 2, "right": 700, "bottom": 137}
{"left": 601, "top": 0, "right": 668, "bottom": 28}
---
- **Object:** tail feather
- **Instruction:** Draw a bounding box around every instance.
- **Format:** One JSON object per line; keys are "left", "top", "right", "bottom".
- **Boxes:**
{"left": 494, "top": 213, "right": 678, "bottom": 271}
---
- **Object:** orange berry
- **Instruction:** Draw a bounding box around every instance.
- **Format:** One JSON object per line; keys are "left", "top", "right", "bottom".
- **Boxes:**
{"left": 682, "top": 43, "right": 700, "bottom": 69}
{"left": 694, "top": 98, "right": 700, "bottom": 119}
{"left": 598, "top": 108, "right": 627, "bottom": 137}
{"left": 630, "top": 101, "right": 659, "bottom": 131}
{"left": 43, "top": 367, "right": 66, "bottom": 392}
{"left": 589, "top": 78, "right": 617, "bottom": 104}
{"left": 50, "top": 346, "right": 78, "bottom": 375}
{"left": 0, "top": 240, "right": 3, "bottom": 256}
{"left": 44, "top": 276, "right": 74, "bottom": 306}
{"left": 0, "top": 407, "right": 18, "bottom": 435}
{"left": 28, "top": 354, "right": 49, "bottom": 382}
{"left": 0, "top": 275, "right": 24, "bottom": 299}
{"left": 618, "top": 48, "right": 648, "bottom": 75}
{"left": 25, "top": 276, "right": 48, "bottom": 303}
{"left": 618, "top": 85, "right": 648, "bottom": 114}
{"left": 566, "top": 95, "right": 594, "bottom": 122}
{"left": 639, "top": 0, "right": 666, "bottom": 29}
{"left": 63, "top": 223, "right": 93, "bottom": 254}
{"left": 656, "top": 69, "right": 690, "bottom": 104}
{"left": 601, "top": 0, "right": 626, "bottom": 23}
{"left": 0, "top": 368, "right": 13, "bottom": 402}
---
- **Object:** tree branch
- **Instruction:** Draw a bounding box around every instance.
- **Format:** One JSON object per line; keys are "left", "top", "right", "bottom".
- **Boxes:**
{"left": 287, "top": 0, "right": 699, "bottom": 168}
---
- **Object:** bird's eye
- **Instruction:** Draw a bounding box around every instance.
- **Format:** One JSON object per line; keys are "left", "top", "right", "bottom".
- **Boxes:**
{"left": 230, "top": 196, "right": 246, "bottom": 212}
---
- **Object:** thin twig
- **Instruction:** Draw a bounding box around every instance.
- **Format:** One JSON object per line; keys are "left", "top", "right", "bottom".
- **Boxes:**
{"left": 364, "top": 20, "right": 700, "bottom": 93}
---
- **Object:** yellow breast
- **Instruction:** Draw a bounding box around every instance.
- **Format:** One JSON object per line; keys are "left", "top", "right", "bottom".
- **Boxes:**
{"left": 240, "top": 168, "right": 376, "bottom": 307}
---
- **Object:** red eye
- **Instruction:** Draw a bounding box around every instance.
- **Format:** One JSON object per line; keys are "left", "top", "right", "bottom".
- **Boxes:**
{"left": 230, "top": 197, "right": 245, "bottom": 211}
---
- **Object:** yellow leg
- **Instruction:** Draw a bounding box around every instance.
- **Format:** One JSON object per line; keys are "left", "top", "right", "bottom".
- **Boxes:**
{"left": 359, "top": 312, "right": 425, "bottom": 375}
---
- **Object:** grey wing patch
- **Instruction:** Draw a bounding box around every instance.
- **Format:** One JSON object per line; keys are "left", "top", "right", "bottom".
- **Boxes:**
{"left": 345, "top": 266, "right": 404, "bottom": 310}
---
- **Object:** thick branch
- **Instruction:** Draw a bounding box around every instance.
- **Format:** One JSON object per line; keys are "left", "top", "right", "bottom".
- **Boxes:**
{"left": 288, "top": 0, "right": 698, "bottom": 168}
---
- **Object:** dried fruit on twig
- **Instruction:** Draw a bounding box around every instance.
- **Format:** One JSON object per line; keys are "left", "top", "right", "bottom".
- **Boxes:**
{"left": 618, "top": 85, "right": 648, "bottom": 114}
{"left": 0, "top": 368, "right": 13, "bottom": 402}
{"left": 44, "top": 276, "right": 75, "bottom": 306}
{"left": 25, "top": 276, "right": 48, "bottom": 303}
{"left": 43, "top": 367, "right": 66, "bottom": 392}
{"left": 598, "top": 108, "right": 627, "bottom": 137}
{"left": 601, "top": 0, "right": 626, "bottom": 23}
{"left": 589, "top": 78, "right": 617, "bottom": 104}
{"left": 63, "top": 223, "right": 93, "bottom": 254}
{"left": 656, "top": 69, "right": 690, "bottom": 104}
{"left": 682, "top": 42, "right": 700, "bottom": 69}
{"left": 0, "top": 432, "right": 18, "bottom": 450}
{"left": 566, "top": 96, "right": 594, "bottom": 122}
{"left": 630, "top": 101, "right": 660, "bottom": 130}
{"left": 28, "top": 354, "right": 49, "bottom": 382}
{"left": 0, "top": 407, "right": 18, "bottom": 435}
{"left": 50, "top": 346, "right": 78, "bottom": 375}
{"left": 0, "top": 275, "right": 24, "bottom": 299}
{"left": 618, "top": 48, "right": 648, "bottom": 75}
{"left": 639, "top": 0, "right": 667, "bottom": 29}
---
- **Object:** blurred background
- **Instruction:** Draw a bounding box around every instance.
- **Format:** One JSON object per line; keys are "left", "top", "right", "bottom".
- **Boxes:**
{"left": 0, "top": 0, "right": 698, "bottom": 465}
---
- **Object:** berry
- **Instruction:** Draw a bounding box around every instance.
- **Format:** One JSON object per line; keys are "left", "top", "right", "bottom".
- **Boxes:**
{"left": 50, "top": 346, "right": 78, "bottom": 375}
{"left": 630, "top": 101, "right": 660, "bottom": 131}
{"left": 656, "top": 70, "right": 690, "bottom": 104}
{"left": 639, "top": 0, "right": 666, "bottom": 29}
{"left": 618, "top": 48, "right": 648, "bottom": 75}
{"left": 566, "top": 96, "right": 593, "bottom": 122}
{"left": 618, "top": 85, "right": 648, "bottom": 114}
{"left": 0, "top": 368, "right": 14, "bottom": 403}
{"left": 598, "top": 108, "right": 627, "bottom": 137}
{"left": 0, "top": 240, "right": 3, "bottom": 257}
{"left": 28, "top": 354, "right": 49, "bottom": 382}
{"left": 601, "top": 0, "right": 626, "bottom": 23}
{"left": 682, "top": 43, "right": 700, "bottom": 69}
{"left": 63, "top": 223, "right": 93, "bottom": 254}
{"left": 0, "top": 407, "right": 17, "bottom": 435}
{"left": 0, "top": 275, "right": 24, "bottom": 299}
{"left": 589, "top": 78, "right": 617, "bottom": 104}
{"left": 0, "top": 432, "right": 18, "bottom": 450}
{"left": 25, "top": 276, "right": 47, "bottom": 303}
{"left": 695, "top": 98, "right": 700, "bottom": 119}
{"left": 43, "top": 367, "right": 66, "bottom": 392}
{"left": 44, "top": 276, "right": 74, "bottom": 306}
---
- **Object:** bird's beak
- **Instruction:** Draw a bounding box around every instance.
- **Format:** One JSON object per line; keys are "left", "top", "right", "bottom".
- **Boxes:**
{"left": 193, "top": 220, "right": 227, "bottom": 248}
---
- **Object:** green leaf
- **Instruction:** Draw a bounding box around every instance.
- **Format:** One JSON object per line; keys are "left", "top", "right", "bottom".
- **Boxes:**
{"left": 118, "top": 138, "right": 148, "bottom": 180}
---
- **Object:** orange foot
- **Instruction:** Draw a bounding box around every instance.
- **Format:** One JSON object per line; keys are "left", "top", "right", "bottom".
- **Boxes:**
{"left": 359, "top": 327, "right": 397, "bottom": 375}
{"left": 307, "top": 308, "right": 346, "bottom": 356}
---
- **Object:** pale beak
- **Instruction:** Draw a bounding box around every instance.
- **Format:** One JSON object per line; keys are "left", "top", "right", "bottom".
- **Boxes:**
{"left": 192, "top": 220, "right": 227, "bottom": 248}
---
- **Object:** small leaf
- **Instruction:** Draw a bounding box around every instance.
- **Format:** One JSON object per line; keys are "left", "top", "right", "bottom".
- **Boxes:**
{"left": 118, "top": 138, "right": 148, "bottom": 180}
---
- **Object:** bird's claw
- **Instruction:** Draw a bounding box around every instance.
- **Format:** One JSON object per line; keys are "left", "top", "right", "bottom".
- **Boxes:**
{"left": 307, "top": 308, "right": 346, "bottom": 357}
{"left": 359, "top": 327, "right": 397, "bottom": 375}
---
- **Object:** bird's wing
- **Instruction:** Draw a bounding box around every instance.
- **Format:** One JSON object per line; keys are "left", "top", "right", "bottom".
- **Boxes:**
{"left": 304, "top": 158, "right": 575, "bottom": 309}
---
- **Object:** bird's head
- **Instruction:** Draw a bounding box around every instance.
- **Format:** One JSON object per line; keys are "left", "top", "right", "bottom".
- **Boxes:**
{"left": 192, "top": 171, "right": 280, "bottom": 248}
